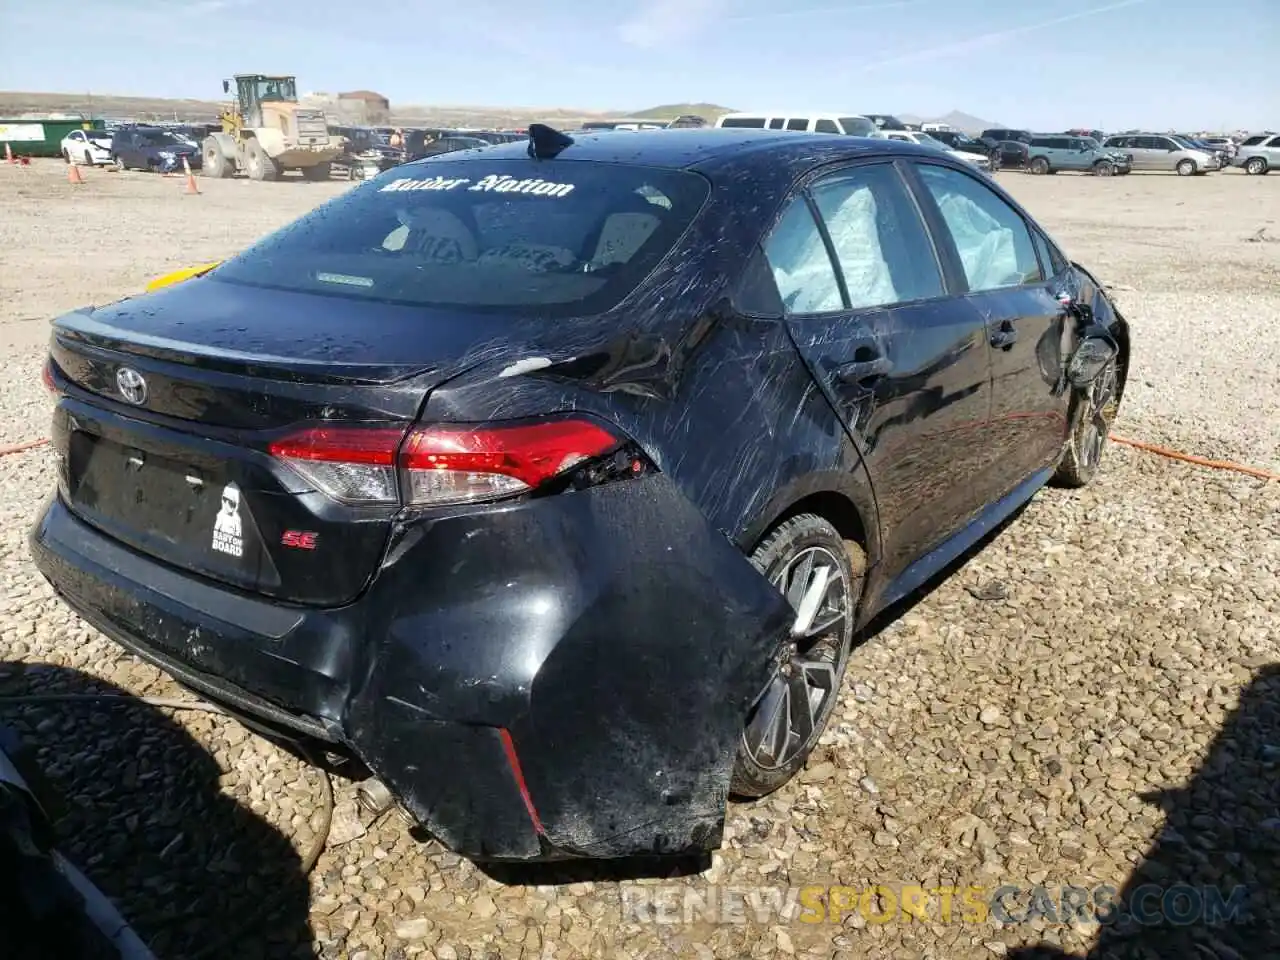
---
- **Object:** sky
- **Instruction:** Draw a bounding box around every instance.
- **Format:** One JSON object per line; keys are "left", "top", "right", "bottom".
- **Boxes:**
{"left": 0, "top": 0, "right": 1273, "bottom": 131}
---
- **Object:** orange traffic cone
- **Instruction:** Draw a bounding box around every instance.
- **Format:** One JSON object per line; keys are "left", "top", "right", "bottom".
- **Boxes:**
{"left": 4, "top": 143, "right": 13, "bottom": 164}
{"left": 68, "top": 162, "right": 85, "bottom": 185}
{"left": 183, "top": 156, "right": 200, "bottom": 195}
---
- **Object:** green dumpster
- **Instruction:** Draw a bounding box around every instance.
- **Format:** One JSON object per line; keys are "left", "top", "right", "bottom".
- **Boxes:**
{"left": 0, "top": 116, "right": 96, "bottom": 158}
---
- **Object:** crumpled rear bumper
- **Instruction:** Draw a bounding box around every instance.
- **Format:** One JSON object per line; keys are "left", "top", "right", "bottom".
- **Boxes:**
{"left": 31, "top": 474, "right": 792, "bottom": 861}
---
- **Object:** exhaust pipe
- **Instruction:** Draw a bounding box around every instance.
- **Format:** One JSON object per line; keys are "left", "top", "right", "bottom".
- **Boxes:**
{"left": 356, "top": 778, "right": 395, "bottom": 815}
{"left": 356, "top": 778, "right": 416, "bottom": 825}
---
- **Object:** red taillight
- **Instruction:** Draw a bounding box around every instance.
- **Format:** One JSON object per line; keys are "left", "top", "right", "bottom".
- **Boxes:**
{"left": 41, "top": 358, "right": 57, "bottom": 394}
{"left": 400, "top": 420, "right": 619, "bottom": 507}
{"left": 268, "top": 417, "right": 621, "bottom": 507}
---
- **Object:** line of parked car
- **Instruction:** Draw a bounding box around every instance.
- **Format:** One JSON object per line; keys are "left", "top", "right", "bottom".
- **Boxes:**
{"left": 59, "top": 123, "right": 207, "bottom": 173}
{"left": 59, "top": 113, "right": 1279, "bottom": 182}
{"left": 686, "top": 114, "right": 1278, "bottom": 179}
{"left": 296, "top": 124, "right": 526, "bottom": 180}
{"left": 968, "top": 128, "right": 1278, "bottom": 177}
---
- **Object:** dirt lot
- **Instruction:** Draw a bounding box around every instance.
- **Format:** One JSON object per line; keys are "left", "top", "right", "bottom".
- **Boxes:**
{"left": 0, "top": 161, "right": 1277, "bottom": 960}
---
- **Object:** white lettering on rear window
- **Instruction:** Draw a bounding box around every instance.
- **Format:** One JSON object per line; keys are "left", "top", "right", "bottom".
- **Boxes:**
{"left": 469, "top": 174, "right": 575, "bottom": 197}
{"left": 379, "top": 176, "right": 472, "bottom": 193}
{"left": 379, "top": 174, "right": 576, "bottom": 197}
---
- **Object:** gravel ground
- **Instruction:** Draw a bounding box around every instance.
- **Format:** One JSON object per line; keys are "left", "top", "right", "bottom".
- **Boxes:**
{"left": 0, "top": 160, "right": 1277, "bottom": 960}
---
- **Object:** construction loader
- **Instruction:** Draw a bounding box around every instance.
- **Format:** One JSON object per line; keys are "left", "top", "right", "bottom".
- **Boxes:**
{"left": 201, "top": 74, "right": 342, "bottom": 181}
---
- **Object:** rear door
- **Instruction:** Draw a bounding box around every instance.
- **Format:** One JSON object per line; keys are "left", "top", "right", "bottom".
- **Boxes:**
{"left": 909, "top": 161, "right": 1071, "bottom": 499}
{"left": 762, "top": 160, "right": 994, "bottom": 580}
{"left": 1130, "top": 136, "right": 1162, "bottom": 170}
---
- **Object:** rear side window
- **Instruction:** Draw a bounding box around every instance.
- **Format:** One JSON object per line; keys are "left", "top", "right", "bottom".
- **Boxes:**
{"left": 809, "top": 165, "right": 944, "bottom": 309}
{"left": 1030, "top": 138, "right": 1051, "bottom": 148}
{"left": 720, "top": 117, "right": 766, "bottom": 128}
{"left": 786, "top": 118, "right": 808, "bottom": 132}
{"left": 839, "top": 117, "right": 876, "bottom": 137}
{"left": 814, "top": 119, "right": 839, "bottom": 134}
{"left": 768, "top": 118, "right": 786, "bottom": 130}
{"left": 212, "top": 160, "right": 709, "bottom": 316}
{"left": 762, "top": 198, "right": 843, "bottom": 314}
{"left": 915, "top": 164, "right": 1041, "bottom": 291}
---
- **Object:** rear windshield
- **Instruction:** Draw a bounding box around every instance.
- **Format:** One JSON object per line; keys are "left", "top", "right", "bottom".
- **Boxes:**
{"left": 211, "top": 160, "right": 710, "bottom": 315}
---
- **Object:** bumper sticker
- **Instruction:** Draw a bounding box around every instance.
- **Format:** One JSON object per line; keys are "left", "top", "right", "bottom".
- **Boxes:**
{"left": 211, "top": 483, "right": 244, "bottom": 558}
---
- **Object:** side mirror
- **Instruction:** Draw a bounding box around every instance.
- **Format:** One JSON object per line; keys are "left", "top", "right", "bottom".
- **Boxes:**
{"left": 222, "top": 80, "right": 230, "bottom": 94}
{"left": 1066, "top": 327, "right": 1117, "bottom": 387}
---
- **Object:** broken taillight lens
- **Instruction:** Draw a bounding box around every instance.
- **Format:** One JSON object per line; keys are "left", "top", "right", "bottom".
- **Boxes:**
{"left": 268, "top": 417, "right": 624, "bottom": 508}
{"left": 400, "top": 420, "right": 620, "bottom": 506}
{"left": 268, "top": 426, "right": 407, "bottom": 504}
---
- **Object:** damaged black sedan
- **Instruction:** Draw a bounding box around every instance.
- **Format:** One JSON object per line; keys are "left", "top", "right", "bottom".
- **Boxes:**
{"left": 31, "top": 127, "right": 1128, "bottom": 861}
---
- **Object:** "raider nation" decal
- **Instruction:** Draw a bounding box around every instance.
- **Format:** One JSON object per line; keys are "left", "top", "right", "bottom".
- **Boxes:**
{"left": 379, "top": 174, "right": 576, "bottom": 197}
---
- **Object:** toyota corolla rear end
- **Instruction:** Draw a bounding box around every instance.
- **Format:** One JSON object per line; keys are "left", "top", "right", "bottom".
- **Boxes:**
{"left": 29, "top": 153, "right": 793, "bottom": 861}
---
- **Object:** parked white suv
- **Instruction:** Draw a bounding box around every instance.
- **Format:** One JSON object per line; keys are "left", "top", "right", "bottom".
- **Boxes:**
{"left": 59, "top": 128, "right": 113, "bottom": 166}
{"left": 714, "top": 113, "right": 882, "bottom": 137}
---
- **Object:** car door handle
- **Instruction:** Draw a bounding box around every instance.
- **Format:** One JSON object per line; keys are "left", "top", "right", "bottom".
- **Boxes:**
{"left": 990, "top": 319, "right": 1018, "bottom": 350}
{"left": 836, "top": 355, "right": 892, "bottom": 385}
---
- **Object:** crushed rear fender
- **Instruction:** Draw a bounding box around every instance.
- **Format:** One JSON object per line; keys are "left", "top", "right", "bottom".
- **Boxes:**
{"left": 343, "top": 473, "right": 794, "bottom": 860}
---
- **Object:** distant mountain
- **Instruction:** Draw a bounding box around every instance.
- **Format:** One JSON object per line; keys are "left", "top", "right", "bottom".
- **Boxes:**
{"left": 929, "top": 110, "right": 1001, "bottom": 134}
{"left": 626, "top": 103, "right": 736, "bottom": 122}
{"left": 892, "top": 111, "right": 1001, "bottom": 134}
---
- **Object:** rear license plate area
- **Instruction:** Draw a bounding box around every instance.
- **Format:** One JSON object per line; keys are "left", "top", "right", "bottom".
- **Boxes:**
{"left": 66, "top": 429, "right": 280, "bottom": 590}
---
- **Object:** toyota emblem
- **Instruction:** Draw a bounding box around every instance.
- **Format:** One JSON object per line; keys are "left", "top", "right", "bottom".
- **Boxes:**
{"left": 115, "top": 367, "right": 147, "bottom": 405}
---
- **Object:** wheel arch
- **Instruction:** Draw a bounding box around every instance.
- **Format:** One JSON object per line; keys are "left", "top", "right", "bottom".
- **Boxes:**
{"left": 1110, "top": 311, "right": 1131, "bottom": 407}
{"left": 740, "top": 473, "right": 881, "bottom": 572}
{"left": 204, "top": 131, "right": 238, "bottom": 160}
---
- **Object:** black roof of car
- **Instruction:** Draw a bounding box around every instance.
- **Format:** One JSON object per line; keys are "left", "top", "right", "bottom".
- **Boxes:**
{"left": 400, "top": 127, "right": 936, "bottom": 174}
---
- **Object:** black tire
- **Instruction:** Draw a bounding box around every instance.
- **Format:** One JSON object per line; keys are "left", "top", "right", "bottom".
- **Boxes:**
{"left": 1093, "top": 160, "right": 1115, "bottom": 177}
{"left": 1176, "top": 158, "right": 1196, "bottom": 176}
{"left": 302, "top": 162, "right": 331, "bottom": 181}
{"left": 1029, "top": 156, "right": 1050, "bottom": 175}
{"left": 83, "top": 149, "right": 93, "bottom": 166}
{"left": 202, "top": 139, "right": 233, "bottom": 178}
{"left": 1245, "top": 157, "right": 1268, "bottom": 176}
{"left": 1052, "top": 356, "right": 1120, "bottom": 488}
{"left": 730, "top": 514, "right": 866, "bottom": 799}
{"left": 61, "top": 148, "right": 70, "bottom": 164}
{"left": 244, "top": 140, "right": 278, "bottom": 181}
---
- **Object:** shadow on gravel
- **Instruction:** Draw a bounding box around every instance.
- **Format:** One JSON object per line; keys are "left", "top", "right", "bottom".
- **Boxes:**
{"left": 0, "top": 662, "right": 314, "bottom": 960}
{"left": 1010, "top": 663, "right": 1280, "bottom": 959}
{"left": 476, "top": 852, "right": 712, "bottom": 887}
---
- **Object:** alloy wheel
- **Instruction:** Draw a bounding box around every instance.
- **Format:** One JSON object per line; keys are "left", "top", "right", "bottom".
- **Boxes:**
{"left": 742, "top": 545, "right": 851, "bottom": 771}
